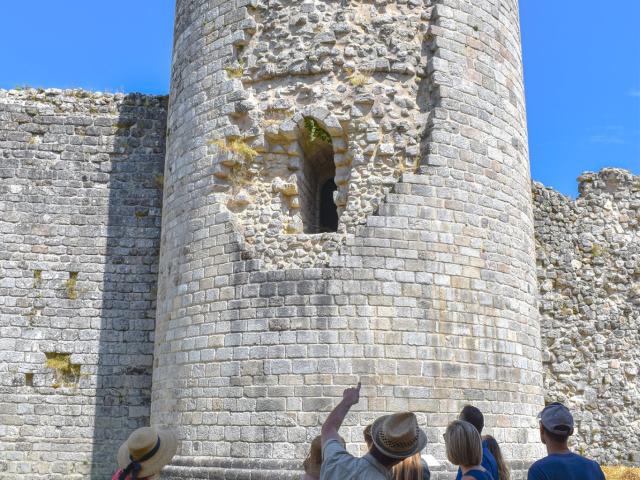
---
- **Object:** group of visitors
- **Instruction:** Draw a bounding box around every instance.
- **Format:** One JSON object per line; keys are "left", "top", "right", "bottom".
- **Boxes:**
{"left": 112, "top": 382, "right": 606, "bottom": 480}
{"left": 306, "top": 382, "right": 606, "bottom": 480}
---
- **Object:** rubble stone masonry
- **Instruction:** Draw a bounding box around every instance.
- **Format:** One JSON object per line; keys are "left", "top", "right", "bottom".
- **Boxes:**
{"left": 535, "top": 168, "right": 640, "bottom": 465}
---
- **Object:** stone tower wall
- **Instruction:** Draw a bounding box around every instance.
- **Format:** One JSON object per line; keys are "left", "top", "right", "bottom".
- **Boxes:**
{"left": 153, "top": 0, "right": 545, "bottom": 478}
{"left": 534, "top": 168, "right": 640, "bottom": 465}
{"left": 0, "top": 89, "right": 167, "bottom": 479}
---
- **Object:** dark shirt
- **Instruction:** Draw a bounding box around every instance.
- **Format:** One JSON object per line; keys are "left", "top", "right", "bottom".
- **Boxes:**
{"left": 456, "top": 441, "right": 498, "bottom": 480}
{"left": 527, "top": 452, "right": 605, "bottom": 480}
{"left": 422, "top": 459, "right": 431, "bottom": 480}
{"left": 461, "top": 468, "right": 494, "bottom": 480}
{"left": 112, "top": 470, "right": 155, "bottom": 480}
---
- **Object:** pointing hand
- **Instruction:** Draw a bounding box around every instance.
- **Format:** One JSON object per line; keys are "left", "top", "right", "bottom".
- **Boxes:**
{"left": 342, "top": 382, "right": 361, "bottom": 406}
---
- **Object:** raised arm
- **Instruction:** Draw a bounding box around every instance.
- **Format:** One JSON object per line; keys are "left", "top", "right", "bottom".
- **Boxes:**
{"left": 321, "top": 382, "right": 361, "bottom": 447}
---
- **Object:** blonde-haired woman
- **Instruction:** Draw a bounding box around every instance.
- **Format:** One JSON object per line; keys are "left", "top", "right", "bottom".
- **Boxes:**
{"left": 444, "top": 420, "right": 492, "bottom": 480}
{"left": 392, "top": 452, "right": 431, "bottom": 480}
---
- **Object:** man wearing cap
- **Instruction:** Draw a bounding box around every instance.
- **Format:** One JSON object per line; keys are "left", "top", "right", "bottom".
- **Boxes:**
{"left": 320, "top": 382, "right": 428, "bottom": 479}
{"left": 528, "top": 402, "right": 605, "bottom": 480}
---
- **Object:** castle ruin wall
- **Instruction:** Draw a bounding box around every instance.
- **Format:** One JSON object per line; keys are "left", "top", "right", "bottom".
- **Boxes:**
{"left": 0, "top": 0, "right": 638, "bottom": 478}
{"left": 0, "top": 89, "right": 167, "bottom": 479}
{"left": 0, "top": 87, "right": 638, "bottom": 478}
{"left": 534, "top": 168, "right": 640, "bottom": 465}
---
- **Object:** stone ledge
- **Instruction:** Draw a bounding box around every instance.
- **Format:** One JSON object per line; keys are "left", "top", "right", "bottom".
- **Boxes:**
{"left": 161, "top": 457, "right": 301, "bottom": 480}
{"left": 160, "top": 457, "right": 534, "bottom": 480}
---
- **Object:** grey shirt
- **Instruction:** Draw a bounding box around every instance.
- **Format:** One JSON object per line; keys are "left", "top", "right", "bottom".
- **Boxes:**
{"left": 320, "top": 439, "right": 393, "bottom": 480}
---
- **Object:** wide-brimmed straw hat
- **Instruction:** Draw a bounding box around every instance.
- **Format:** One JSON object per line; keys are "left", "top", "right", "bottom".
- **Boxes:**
{"left": 117, "top": 427, "right": 177, "bottom": 478}
{"left": 371, "top": 412, "right": 427, "bottom": 460}
{"left": 303, "top": 435, "right": 345, "bottom": 476}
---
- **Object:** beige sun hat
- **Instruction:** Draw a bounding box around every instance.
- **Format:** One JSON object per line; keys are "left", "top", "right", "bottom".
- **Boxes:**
{"left": 117, "top": 427, "right": 177, "bottom": 478}
{"left": 370, "top": 412, "right": 427, "bottom": 460}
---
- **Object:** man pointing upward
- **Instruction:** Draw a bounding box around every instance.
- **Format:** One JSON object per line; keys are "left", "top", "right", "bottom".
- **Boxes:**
{"left": 320, "top": 382, "right": 427, "bottom": 480}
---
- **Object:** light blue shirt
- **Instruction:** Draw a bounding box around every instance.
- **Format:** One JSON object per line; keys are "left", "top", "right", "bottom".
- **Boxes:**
{"left": 320, "top": 439, "right": 393, "bottom": 480}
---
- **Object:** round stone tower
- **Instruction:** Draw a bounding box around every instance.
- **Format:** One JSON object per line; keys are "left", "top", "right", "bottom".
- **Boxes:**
{"left": 152, "top": 0, "right": 544, "bottom": 477}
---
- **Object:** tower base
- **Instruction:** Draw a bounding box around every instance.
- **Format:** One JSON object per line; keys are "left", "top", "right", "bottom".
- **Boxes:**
{"left": 160, "top": 457, "right": 534, "bottom": 480}
{"left": 161, "top": 457, "right": 300, "bottom": 479}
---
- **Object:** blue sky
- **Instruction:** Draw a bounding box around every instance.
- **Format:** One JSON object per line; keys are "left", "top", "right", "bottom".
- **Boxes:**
{"left": 0, "top": 1, "right": 638, "bottom": 197}
{"left": 520, "top": 1, "right": 639, "bottom": 196}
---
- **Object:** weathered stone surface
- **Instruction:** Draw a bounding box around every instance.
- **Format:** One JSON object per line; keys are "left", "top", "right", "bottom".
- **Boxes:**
{"left": 534, "top": 168, "right": 640, "bottom": 465}
{"left": 0, "top": 88, "right": 167, "bottom": 479}
{"left": 190, "top": 0, "right": 433, "bottom": 270}
{"left": 153, "top": 1, "right": 545, "bottom": 478}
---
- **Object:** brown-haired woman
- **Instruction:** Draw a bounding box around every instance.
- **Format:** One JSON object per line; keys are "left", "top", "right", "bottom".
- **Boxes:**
{"left": 483, "top": 435, "right": 510, "bottom": 480}
{"left": 363, "top": 424, "right": 373, "bottom": 449}
{"left": 444, "top": 420, "right": 492, "bottom": 480}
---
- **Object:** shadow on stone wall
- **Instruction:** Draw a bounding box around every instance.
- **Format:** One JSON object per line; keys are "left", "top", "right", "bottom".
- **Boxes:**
{"left": 90, "top": 94, "right": 167, "bottom": 478}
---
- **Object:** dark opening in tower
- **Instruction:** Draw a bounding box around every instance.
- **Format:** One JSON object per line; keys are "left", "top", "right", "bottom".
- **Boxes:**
{"left": 299, "top": 118, "right": 338, "bottom": 234}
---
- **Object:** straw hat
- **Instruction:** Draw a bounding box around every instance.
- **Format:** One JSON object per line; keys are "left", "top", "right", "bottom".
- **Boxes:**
{"left": 117, "top": 427, "right": 177, "bottom": 478}
{"left": 371, "top": 412, "right": 427, "bottom": 460}
{"left": 303, "top": 435, "right": 345, "bottom": 476}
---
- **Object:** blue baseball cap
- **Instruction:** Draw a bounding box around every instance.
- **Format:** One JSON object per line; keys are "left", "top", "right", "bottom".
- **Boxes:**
{"left": 538, "top": 402, "right": 574, "bottom": 436}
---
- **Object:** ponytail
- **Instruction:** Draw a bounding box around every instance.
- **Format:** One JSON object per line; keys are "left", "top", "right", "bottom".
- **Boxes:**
{"left": 483, "top": 435, "right": 510, "bottom": 480}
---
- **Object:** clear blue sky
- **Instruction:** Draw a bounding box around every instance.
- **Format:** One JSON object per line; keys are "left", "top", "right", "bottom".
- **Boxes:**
{"left": 520, "top": 1, "right": 639, "bottom": 196}
{"left": 0, "top": 1, "right": 638, "bottom": 197}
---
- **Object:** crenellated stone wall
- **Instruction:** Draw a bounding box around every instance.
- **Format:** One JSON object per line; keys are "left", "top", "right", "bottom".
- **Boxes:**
{"left": 534, "top": 168, "right": 640, "bottom": 465}
{"left": 0, "top": 88, "right": 167, "bottom": 479}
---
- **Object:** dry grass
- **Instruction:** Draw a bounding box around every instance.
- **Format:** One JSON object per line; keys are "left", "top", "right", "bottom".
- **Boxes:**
{"left": 154, "top": 173, "right": 164, "bottom": 190}
{"left": 224, "top": 62, "right": 245, "bottom": 78}
{"left": 264, "top": 107, "right": 292, "bottom": 122}
{"left": 348, "top": 72, "right": 371, "bottom": 87}
{"left": 209, "top": 138, "right": 258, "bottom": 162}
{"left": 134, "top": 209, "right": 149, "bottom": 219}
{"left": 33, "top": 269, "right": 42, "bottom": 288}
{"left": 65, "top": 272, "right": 78, "bottom": 299}
{"left": 343, "top": 66, "right": 372, "bottom": 87}
{"left": 209, "top": 138, "right": 259, "bottom": 186}
{"left": 45, "top": 352, "right": 81, "bottom": 387}
{"left": 396, "top": 157, "right": 420, "bottom": 175}
{"left": 602, "top": 466, "right": 640, "bottom": 480}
